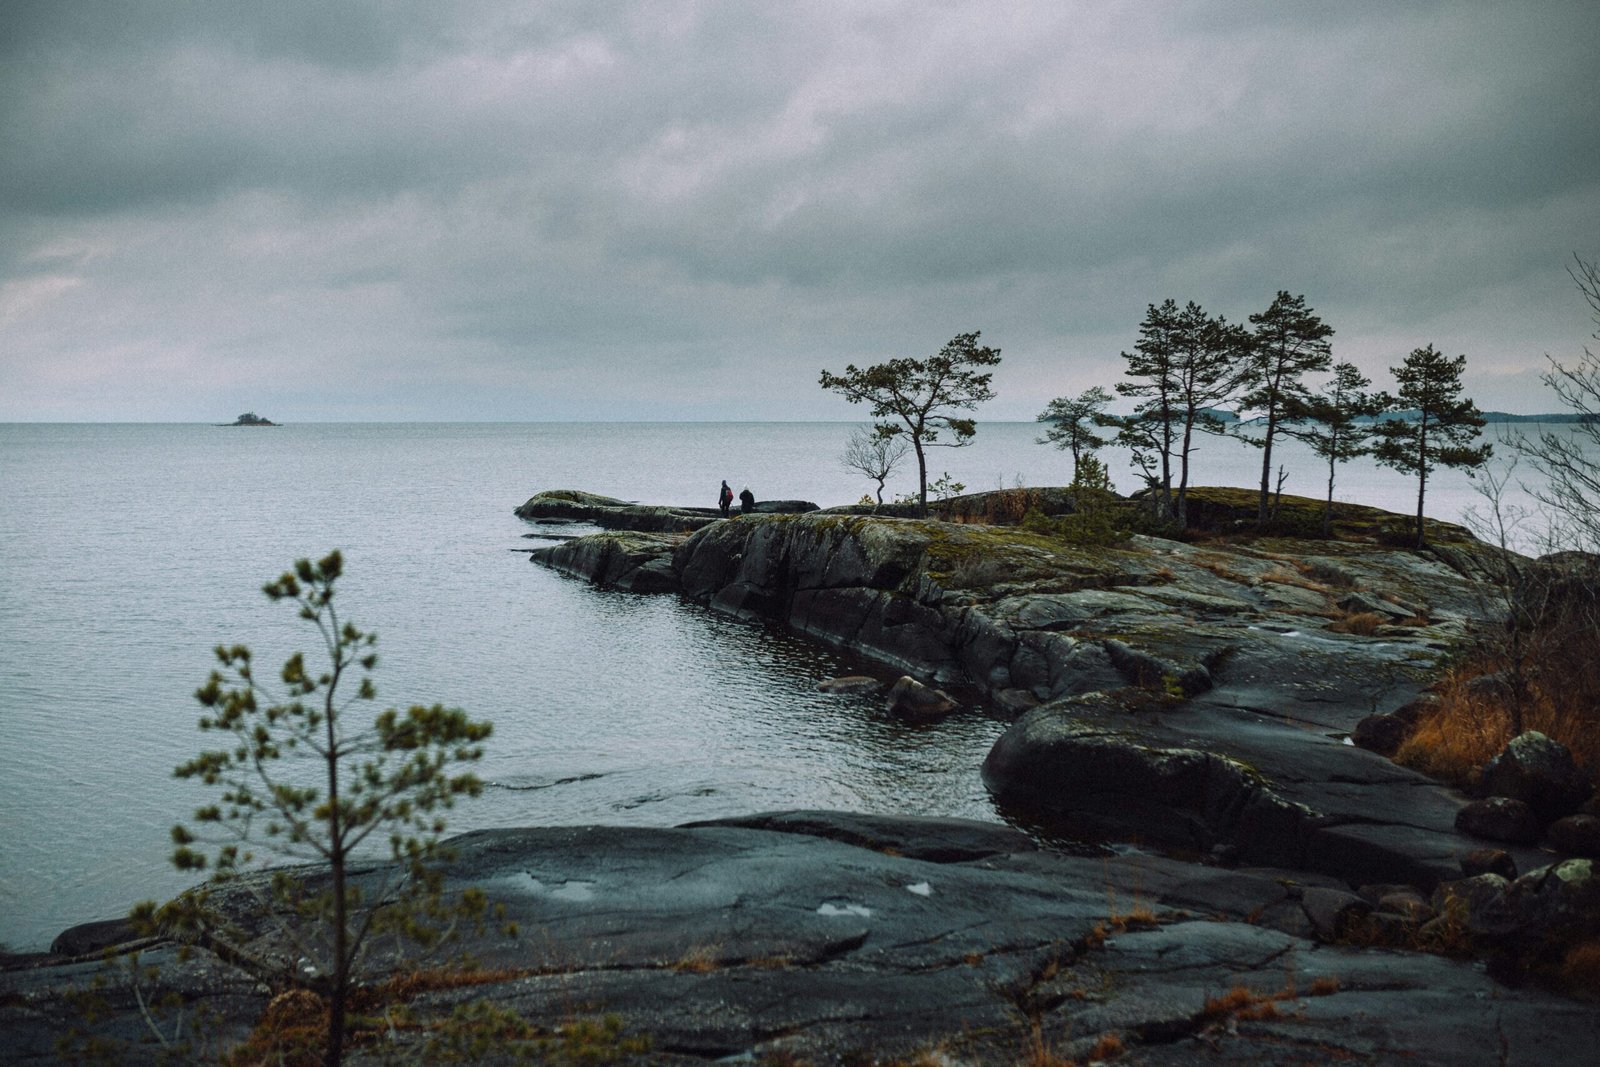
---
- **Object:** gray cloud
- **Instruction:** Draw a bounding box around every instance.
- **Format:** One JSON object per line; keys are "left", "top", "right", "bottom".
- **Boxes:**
{"left": 2, "top": 0, "right": 1596, "bottom": 421}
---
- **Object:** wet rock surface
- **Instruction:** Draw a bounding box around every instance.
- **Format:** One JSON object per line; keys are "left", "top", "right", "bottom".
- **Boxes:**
{"left": 9, "top": 814, "right": 1600, "bottom": 1065}
{"left": 17, "top": 489, "right": 1582, "bottom": 1060}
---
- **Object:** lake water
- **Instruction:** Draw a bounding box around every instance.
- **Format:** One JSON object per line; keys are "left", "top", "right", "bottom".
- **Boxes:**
{"left": 0, "top": 419, "right": 1578, "bottom": 950}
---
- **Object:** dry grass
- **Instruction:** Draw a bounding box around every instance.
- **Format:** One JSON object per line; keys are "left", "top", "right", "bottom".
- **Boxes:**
{"left": 1259, "top": 566, "right": 1330, "bottom": 593}
{"left": 1394, "top": 662, "right": 1600, "bottom": 787}
{"left": 222, "top": 989, "right": 326, "bottom": 1067}
{"left": 1022, "top": 1021, "right": 1077, "bottom": 1067}
{"left": 1559, "top": 942, "right": 1600, "bottom": 999}
{"left": 671, "top": 945, "right": 722, "bottom": 973}
{"left": 1326, "top": 611, "right": 1385, "bottom": 636}
{"left": 379, "top": 964, "right": 531, "bottom": 1001}
{"left": 1087, "top": 1031, "right": 1125, "bottom": 1060}
{"left": 1199, "top": 975, "right": 1342, "bottom": 1027}
{"left": 1307, "top": 976, "right": 1341, "bottom": 996}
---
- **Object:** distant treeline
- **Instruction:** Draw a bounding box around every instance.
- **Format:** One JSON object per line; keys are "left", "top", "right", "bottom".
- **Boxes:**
{"left": 1357, "top": 410, "right": 1596, "bottom": 425}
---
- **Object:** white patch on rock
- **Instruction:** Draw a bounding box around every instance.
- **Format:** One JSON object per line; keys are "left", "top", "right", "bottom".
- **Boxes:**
{"left": 817, "top": 902, "right": 872, "bottom": 917}
{"left": 905, "top": 882, "right": 933, "bottom": 896}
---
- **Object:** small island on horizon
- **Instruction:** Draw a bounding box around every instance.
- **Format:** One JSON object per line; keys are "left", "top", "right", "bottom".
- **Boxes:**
{"left": 224, "top": 412, "right": 276, "bottom": 426}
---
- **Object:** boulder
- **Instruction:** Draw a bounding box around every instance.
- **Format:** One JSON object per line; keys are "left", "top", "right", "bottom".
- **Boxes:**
{"left": 1432, "top": 873, "right": 1517, "bottom": 939}
{"left": 1455, "top": 797, "right": 1543, "bottom": 845}
{"left": 1376, "top": 888, "right": 1434, "bottom": 924}
{"left": 1301, "top": 886, "right": 1372, "bottom": 940}
{"left": 1505, "top": 859, "right": 1600, "bottom": 945}
{"left": 816, "top": 675, "right": 881, "bottom": 695}
{"left": 1351, "top": 710, "right": 1413, "bottom": 756}
{"left": 530, "top": 531, "right": 682, "bottom": 593}
{"left": 1548, "top": 814, "right": 1600, "bottom": 858}
{"left": 885, "top": 676, "right": 958, "bottom": 719}
{"left": 748, "top": 499, "right": 820, "bottom": 514}
{"left": 49, "top": 917, "right": 138, "bottom": 957}
{"left": 982, "top": 709, "right": 1307, "bottom": 866}
{"left": 1479, "top": 731, "right": 1594, "bottom": 822}
{"left": 1460, "top": 848, "right": 1518, "bottom": 880}
{"left": 992, "top": 687, "right": 1040, "bottom": 716}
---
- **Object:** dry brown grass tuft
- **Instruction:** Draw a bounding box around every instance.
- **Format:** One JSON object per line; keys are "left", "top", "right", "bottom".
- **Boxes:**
{"left": 1394, "top": 662, "right": 1600, "bottom": 787}
{"left": 671, "top": 945, "right": 722, "bottom": 973}
{"left": 1560, "top": 942, "right": 1600, "bottom": 999}
{"left": 223, "top": 989, "right": 326, "bottom": 1067}
{"left": 1087, "top": 1031, "right": 1126, "bottom": 1060}
{"left": 1022, "top": 1020, "right": 1077, "bottom": 1067}
{"left": 1199, "top": 975, "right": 1342, "bottom": 1028}
{"left": 1259, "top": 566, "right": 1330, "bottom": 593}
{"left": 1327, "top": 611, "right": 1385, "bottom": 635}
{"left": 379, "top": 964, "right": 531, "bottom": 1002}
{"left": 1200, "top": 986, "right": 1284, "bottom": 1023}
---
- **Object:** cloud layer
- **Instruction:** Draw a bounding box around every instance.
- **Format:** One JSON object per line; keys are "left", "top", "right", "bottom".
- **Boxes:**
{"left": 3, "top": 0, "right": 1597, "bottom": 420}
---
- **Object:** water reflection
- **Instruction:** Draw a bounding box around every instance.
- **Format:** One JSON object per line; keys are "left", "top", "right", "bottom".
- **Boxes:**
{"left": 474, "top": 580, "right": 1007, "bottom": 831}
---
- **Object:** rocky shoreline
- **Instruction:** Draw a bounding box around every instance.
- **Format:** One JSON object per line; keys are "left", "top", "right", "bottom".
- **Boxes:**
{"left": 5, "top": 485, "right": 1597, "bottom": 1064}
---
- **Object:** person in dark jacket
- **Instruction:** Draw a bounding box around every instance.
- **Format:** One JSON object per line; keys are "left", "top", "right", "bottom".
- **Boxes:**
{"left": 718, "top": 480, "right": 733, "bottom": 517}
{"left": 739, "top": 487, "right": 756, "bottom": 514}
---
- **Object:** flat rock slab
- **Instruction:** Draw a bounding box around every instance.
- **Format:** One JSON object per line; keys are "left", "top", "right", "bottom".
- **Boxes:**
{"left": 7, "top": 813, "right": 1596, "bottom": 1065}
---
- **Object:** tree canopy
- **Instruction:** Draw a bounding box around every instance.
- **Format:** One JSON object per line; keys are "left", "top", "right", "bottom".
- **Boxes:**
{"left": 1036, "top": 385, "right": 1113, "bottom": 483}
{"left": 1116, "top": 300, "right": 1248, "bottom": 527}
{"left": 1239, "top": 291, "right": 1334, "bottom": 523}
{"left": 1282, "top": 360, "right": 1378, "bottom": 535}
{"left": 820, "top": 332, "right": 1000, "bottom": 515}
{"left": 1372, "top": 345, "right": 1491, "bottom": 547}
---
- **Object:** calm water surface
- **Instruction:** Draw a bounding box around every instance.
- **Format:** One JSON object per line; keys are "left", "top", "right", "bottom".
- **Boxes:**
{"left": 0, "top": 420, "right": 1575, "bottom": 949}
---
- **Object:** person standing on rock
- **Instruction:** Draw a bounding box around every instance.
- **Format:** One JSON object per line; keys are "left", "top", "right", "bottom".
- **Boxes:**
{"left": 719, "top": 480, "right": 733, "bottom": 517}
{"left": 739, "top": 486, "right": 756, "bottom": 514}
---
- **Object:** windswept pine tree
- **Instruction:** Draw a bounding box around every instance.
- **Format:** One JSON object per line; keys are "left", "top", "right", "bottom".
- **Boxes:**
{"left": 820, "top": 332, "right": 1001, "bottom": 516}
{"left": 1282, "top": 361, "right": 1379, "bottom": 536}
{"left": 1116, "top": 300, "right": 1248, "bottom": 528}
{"left": 1239, "top": 292, "right": 1334, "bottom": 524}
{"left": 1372, "top": 345, "right": 1492, "bottom": 547}
{"left": 1036, "top": 385, "right": 1113, "bottom": 482}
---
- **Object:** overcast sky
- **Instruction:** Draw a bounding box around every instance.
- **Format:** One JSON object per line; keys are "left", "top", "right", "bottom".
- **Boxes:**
{"left": 2, "top": 1, "right": 1596, "bottom": 422}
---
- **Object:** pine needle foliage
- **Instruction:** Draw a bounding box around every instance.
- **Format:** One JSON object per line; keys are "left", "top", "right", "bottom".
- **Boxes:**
{"left": 136, "top": 550, "right": 494, "bottom": 1067}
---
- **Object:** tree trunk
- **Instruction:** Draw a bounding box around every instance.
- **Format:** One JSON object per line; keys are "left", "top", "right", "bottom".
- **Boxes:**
{"left": 1322, "top": 450, "right": 1336, "bottom": 538}
{"left": 913, "top": 439, "right": 928, "bottom": 517}
{"left": 1258, "top": 408, "right": 1277, "bottom": 525}
{"left": 1413, "top": 417, "right": 1429, "bottom": 549}
{"left": 1176, "top": 417, "right": 1194, "bottom": 530}
{"left": 325, "top": 731, "right": 347, "bottom": 1067}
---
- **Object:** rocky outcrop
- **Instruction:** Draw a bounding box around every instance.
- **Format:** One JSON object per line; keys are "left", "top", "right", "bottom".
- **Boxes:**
{"left": 12, "top": 813, "right": 1600, "bottom": 1066}
{"left": 515, "top": 488, "right": 819, "bottom": 534}
{"left": 515, "top": 488, "right": 1600, "bottom": 1003}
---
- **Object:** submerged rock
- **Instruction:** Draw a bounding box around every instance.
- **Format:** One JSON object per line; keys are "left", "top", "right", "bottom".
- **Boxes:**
{"left": 884, "top": 675, "right": 958, "bottom": 718}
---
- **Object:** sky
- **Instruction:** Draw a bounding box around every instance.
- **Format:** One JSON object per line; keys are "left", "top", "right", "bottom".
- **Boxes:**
{"left": 2, "top": 1, "right": 1597, "bottom": 422}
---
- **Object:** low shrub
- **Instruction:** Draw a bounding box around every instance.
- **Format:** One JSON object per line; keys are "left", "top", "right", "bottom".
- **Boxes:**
{"left": 1394, "top": 652, "right": 1600, "bottom": 787}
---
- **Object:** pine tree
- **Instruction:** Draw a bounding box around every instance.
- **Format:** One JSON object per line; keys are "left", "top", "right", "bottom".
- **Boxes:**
{"left": 1116, "top": 300, "right": 1248, "bottom": 528}
{"left": 1282, "top": 361, "right": 1379, "bottom": 536}
{"left": 141, "top": 551, "right": 495, "bottom": 1067}
{"left": 820, "top": 332, "right": 1001, "bottom": 516}
{"left": 1240, "top": 292, "right": 1334, "bottom": 524}
{"left": 1371, "top": 345, "right": 1492, "bottom": 547}
{"left": 1036, "top": 385, "right": 1113, "bottom": 482}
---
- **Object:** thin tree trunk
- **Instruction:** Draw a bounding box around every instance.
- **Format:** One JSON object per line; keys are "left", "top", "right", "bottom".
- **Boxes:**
{"left": 1414, "top": 417, "right": 1429, "bottom": 549}
{"left": 1176, "top": 416, "right": 1194, "bottom": 530}
{"left": 325, "top": 717, "right": 347, "bottom": 1067}
{"left": 1323, "top": 449, "right": 1336, "bottom": 538}
{"left": 1258, "top": 406, "right": 1277, "bottom": 525}
{"left": 914, "top": 439, "right": 928, "bottom": 517}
